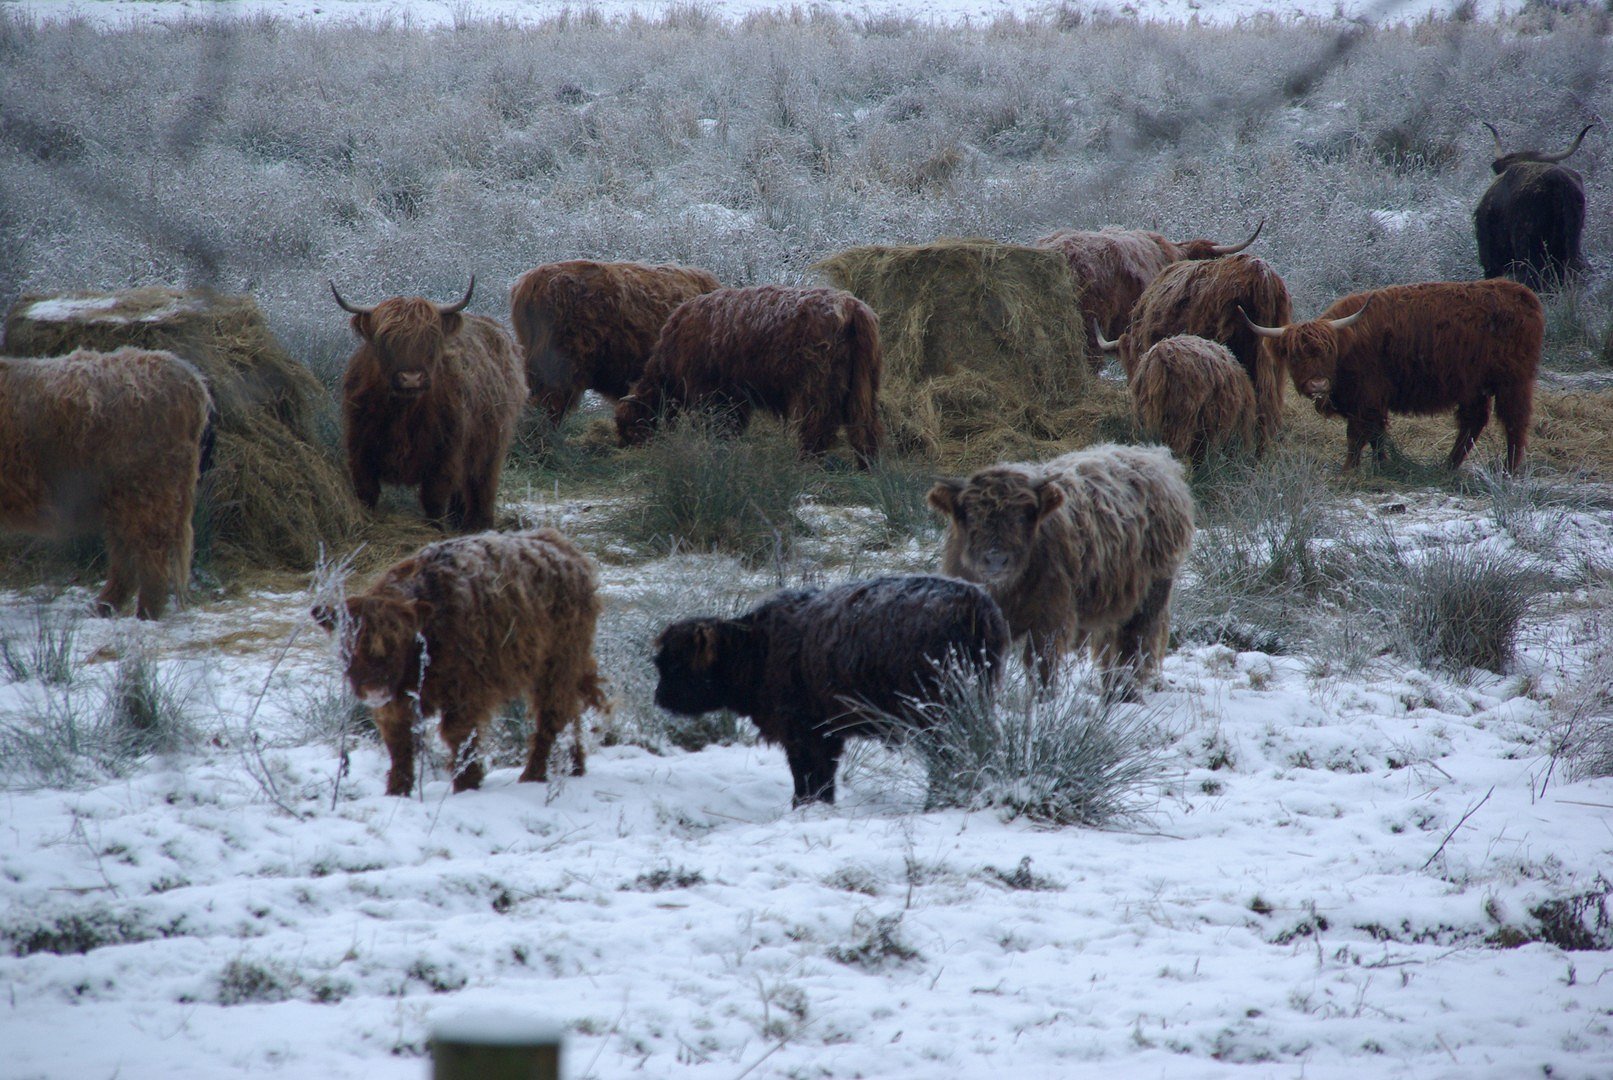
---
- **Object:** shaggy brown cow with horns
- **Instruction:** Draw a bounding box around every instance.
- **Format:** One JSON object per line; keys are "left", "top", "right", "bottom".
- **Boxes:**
{"left": 1, "top": 347, "right": 213, "bottom": 619}
{"left": 1035, "top": 221, "right": 1263, "bottom": 369}
{"left": 1475, "top": 122, "right": 1598, "bottom": 290}
{"left": 615, "top": 285, "right": 883, "bottom": 467}
{"left": 332, "top": 277, "right": 525, "bottom": 531}
{"left": 510, "top": 260, "right": 720, "bottom": 424}
{"left": 1239, "top": 279, "right": 1544, "bottom": 472}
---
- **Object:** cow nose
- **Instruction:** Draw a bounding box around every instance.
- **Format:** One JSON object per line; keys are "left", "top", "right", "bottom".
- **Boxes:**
{"left": 1303, "top": 379, "right": 1330, "bottom": 398}
{"left": 396, "top": 371, "right": 426, "bottom": 391}
{"left": 980, "top": 550, "right": 1011, "bottom": 576}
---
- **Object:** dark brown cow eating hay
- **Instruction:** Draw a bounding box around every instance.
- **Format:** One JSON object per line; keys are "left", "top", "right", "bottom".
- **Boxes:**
{"left": 333, "top": 278, "right": 525, "bottom": 531}
{"left": 1035, "top": 221, "right": 1262, "bottom": 368}
{"left": 615, "top": 285, "right": 884, "bottom": 467}
{"left": 510, "top": 260, "right": 720, "bottom": 424}
{"left": 1240, "top": 279, "right": 1544, "bottom": 472}
{"left": 1, "top": 347, "right": 212, "bottom": 619}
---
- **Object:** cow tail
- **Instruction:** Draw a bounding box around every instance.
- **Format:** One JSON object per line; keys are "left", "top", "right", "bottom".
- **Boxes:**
{"left": 843, "top": 300, "right": 884, "bottom": 468}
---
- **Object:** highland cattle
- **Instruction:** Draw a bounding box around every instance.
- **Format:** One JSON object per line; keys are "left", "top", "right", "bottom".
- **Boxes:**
{"left": 1475, "top": 122, "right": 1597, "bottom": 290}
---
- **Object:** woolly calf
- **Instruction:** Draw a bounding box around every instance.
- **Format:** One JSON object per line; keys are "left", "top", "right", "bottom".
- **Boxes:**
{"left": 1095, "top": 326, "right": 1258, "bottom": 464}
{"left": 332, "top": 278, "right": 525, "bottom": 531}
{"left": 312, "top": 529, "right": 606, "bottom": 796}
{"left": 650, "top": 575, "right": 1008, "bottom": 805}
{"left": 929, "top": 444, "right": 1195, "bottom": 693}
{"left": 1, "top": 347, "right": 212, "bottom": 619}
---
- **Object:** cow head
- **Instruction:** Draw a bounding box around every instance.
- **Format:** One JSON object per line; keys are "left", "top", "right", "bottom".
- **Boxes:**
{"left": 312, "top": 595, "right": 433, "bottom": 707}
{"left": 332, "top": 278, "right": 475, "bottom": 396}
{"left": 928, "top": 468, "right": 1064, "bottom": 588}
{"left": 1485, "top": 121, "right": 1597, "bottom": 175}
{"left": 1172, "top": 218, "right": 1264, "bottom": 260}
{"left": 651, "top": 617, "right": 746, "bottom": 715}
{"left": 614, "top": 394, "right": 657, "bottom": 447}
{"left": 1239, "top": 302, "right": 1369, "bottom": 404}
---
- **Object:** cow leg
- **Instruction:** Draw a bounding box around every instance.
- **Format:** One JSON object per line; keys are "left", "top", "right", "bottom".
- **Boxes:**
{"left": 1494, "top": 385, "right": 1534, "bottom": 474}
{"left": 1447, "top": 397, "right": 1492, "bottom": 470}
{"left": 519, "top": 690, "right": 559, "bottom": 784}
{"left": 94, "top": 532, "right": 135, "bottom": 618}
{"left": 783, "top": 729, "right": 841, "bottom": 806}
{"left": 373, "top": 700, "right": 418, "bottom": 797}
{"left": 132, "top": 542, "right": 175, "bottom": 621}
{"left": 441, "top": 712, "right": 485, "bottom": 792}
{"left": 419, "top": 472, "right": 454, "bottom": 528}
{"left": 1343, "top": 413, "right": 1385, "bottom": 471}
{"left": 794, "top": 408, "right": 839, "bottom": 462}
{"left": 459, "top": 473, "right": 496, "bottom": 533}
{"left": 349, "top": 452, "right": 382, "bottom": 510}
{"left": 1116, "top": 577, "right": 1174, "bottom": 691}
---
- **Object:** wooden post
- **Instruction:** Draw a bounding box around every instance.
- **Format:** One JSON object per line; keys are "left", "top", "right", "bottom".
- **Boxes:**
{"left": 431, "top": 1012, "right": 564, "bottom": 1080}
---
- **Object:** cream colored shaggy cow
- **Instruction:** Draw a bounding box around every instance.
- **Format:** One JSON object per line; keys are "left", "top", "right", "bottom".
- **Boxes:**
{"left": 313, "top": 528, "right": 607, "bottom": 796}
{"left": 1, "top": 346, "right": 213, "bottom": 619}
{"left": 929, "top": 443, "right": 1195, "bottom": 692}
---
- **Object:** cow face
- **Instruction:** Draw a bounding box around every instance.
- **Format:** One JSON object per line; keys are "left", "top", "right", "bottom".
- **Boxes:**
{"left": 651, "top": 618, "right": 738, "bottom": 715}
{"left": 614, "top": 395, "right": 656, "bottom": 447}
{"left": 312, "top": 595, "right": 433, "bottom": 706}
{"left": 1270, "top": 323, "right": 1342, "bottom": 403}
{"left": 928, "top": 471, "right": 1065, "bottom": 588}
{"left": 353, "top": 298, "right": 464, "bottom": 396}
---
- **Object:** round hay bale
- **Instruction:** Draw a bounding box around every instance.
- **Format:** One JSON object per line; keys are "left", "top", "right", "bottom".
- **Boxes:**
{"left": 814, "top": 239, "right": 1094, "bottom": 467}
{"left": 3, "top": 287, "right": 364, "bottom": 571}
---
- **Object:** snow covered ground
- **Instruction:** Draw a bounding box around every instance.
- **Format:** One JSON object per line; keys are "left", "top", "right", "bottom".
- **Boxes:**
{"left": 2, "top": 483, "right": 1611, "bottom": 1079}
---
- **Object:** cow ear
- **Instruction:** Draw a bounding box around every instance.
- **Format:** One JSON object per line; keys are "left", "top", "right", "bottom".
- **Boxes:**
{"left": 1035, "top": 481, "right": 1065, "bottom": 522}
{"left": 310, "top": 603, "right": 339, "bottom": 632}
{"left": 439, "top": 311, "right": 464, "bottom": 338}
{"left": 693, "top": 623, "right": 722, "bottom": 672}
{"left": 927, "top": 479, "right": 963, "bottom": 517}
{"left": 350, "top": 312, "right": 375, "bottom": 340}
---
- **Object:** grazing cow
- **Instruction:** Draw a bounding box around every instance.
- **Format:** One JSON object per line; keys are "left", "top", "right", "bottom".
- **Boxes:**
{"left": 1035, "top": 221, "right": 1262, "bottom": 368}
{"left": 1118, "top": 254, "right": 1292, "bottom": 445}
{"left": 1475, "top": 122, "right": 1597, "bottom": 290}
{"left": 312, "top": 529, "right": 607, "bottom": 797}
{"left": 651, "top": 576, "right": 1008, "bottom": 806}
{"left": 1239, "top": 279, "right": 1544, "bottom": 472}
{"left": 333, "top": 278, "right": 525, "bottom": 531}
{"left": 614, "top": 285, "right": 884, "bottom": 467}
{"left": 510, "top": 260, "right": 720, "bottom": 424}
{"left": 1, "top": 347, "right": 212, "bottom": 619}
{"left": 1095, "top": 326, "right": 1258, "bottom": 465}
{"left": 929, "top": 444, "right": 1195, "bottom": 693}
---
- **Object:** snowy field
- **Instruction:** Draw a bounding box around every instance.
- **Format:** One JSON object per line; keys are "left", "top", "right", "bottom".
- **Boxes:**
{"left": 3, "top": 0, "right": 1613, "bottom": 1077}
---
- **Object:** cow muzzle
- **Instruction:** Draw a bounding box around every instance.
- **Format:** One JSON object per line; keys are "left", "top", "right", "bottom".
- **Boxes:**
{"left": 356, "top": 686, "right": 394, "bottom": 708}
{"left": 1301, "top": 378, "right": 1331, "bottom": 401}
{"left": 392, "top": 371, "right": 429, "bottom": 394}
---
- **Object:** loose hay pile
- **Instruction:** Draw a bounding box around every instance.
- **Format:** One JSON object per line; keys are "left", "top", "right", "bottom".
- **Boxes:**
{"left": 815, "top": 239, "right": 1099, "bottom": 468}
{"left": 3, "top": 288, "right": 364, "bottom": 573}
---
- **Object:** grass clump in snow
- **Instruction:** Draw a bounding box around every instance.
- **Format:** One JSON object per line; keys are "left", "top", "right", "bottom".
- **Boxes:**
{"left": 821, "top": 454, "right": 942, "bottom": 544}
{"left": 0, "top": 602, "right": 79, "bottom": 686}
{"left": 107, "top": 646, "right": 196, "bottom": 759}
{"left": 882, "top": 660, "right": 1168, "bottom": 827}
{"left": 216, "top": 958, "right": 297, "bottom": 1006}
{"left": 828, "top": 912, "right": 921, "bottom": 970}
{"left": 614, "top": 411, "right": 810, "bottom": 566}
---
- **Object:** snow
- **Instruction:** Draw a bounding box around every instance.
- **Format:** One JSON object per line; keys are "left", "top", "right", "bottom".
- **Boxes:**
{"left": 2, "top": 484, "right": 1612, "bottom": 1079}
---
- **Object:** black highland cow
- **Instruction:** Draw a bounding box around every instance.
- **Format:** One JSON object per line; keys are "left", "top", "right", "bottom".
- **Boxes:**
{"left": 651, "top": 576, "right": 1009, "bottom": 806}
{"left": 1475, "top": 122, "right": 1597, "bottom": 290}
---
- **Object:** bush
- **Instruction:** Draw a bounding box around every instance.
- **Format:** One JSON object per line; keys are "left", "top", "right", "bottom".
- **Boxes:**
{"left": 614, "top": 412, "right": 810, "bottom": 566}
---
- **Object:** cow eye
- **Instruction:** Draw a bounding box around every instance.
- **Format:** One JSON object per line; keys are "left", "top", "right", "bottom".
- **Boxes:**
{"left": 954, "top": 507, "right": 968, "bottom": 526}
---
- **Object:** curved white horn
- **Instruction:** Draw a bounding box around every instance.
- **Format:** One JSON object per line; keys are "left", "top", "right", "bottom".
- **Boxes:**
{"left": 1093, "top": 319, "right": 1121, "bottom": 353}
{"left": 1326, "top": 298, "right": 1369, "bottom": 330}
{"left": 439, "top": 275, "right": 475, "bottom": 315}
{"left": 1210, "top": 218, "right": 1264, "bottom": 256}
{"left": 1238, "top": 305, "right": 1287, "bottom": 339}
{"left": 1539, "top": 123, "right": 1597, "bottom": 164}
{"left": 329, "top": 280, "right": 373, "bottom": 316}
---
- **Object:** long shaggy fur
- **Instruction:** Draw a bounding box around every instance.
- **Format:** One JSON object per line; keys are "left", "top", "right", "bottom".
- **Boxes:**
{"left": 1260, "top": 279, "right": 1544, "bottom": 473}
{"left": 1, "top": 346, "right": 212, "bottom": 619}
{"left": 651, "top": 575, "right": 1008, "bottom": 805}
{"left": 1035, "top": 227, "right": 1254, "bottom": 368}
{"left": 1123, "top": 255, "right": 1292, "bottom": 445}
{"left": 341, "top": 300, "right": 525, "bottom": 531}
{"left": 510, "top": 260, "right": 720, "bottom": 423}
{"left": 615, "top": 285, "right": 884, "bottom": 467}
{"left": 930, "top": 444, "right": 1195, "bottom": 691}
{"left": 313, "top": 528, "right": 607, "bottom": 797}
{"left": 1127, "top": 335, "right": 1258, "bottom": 465}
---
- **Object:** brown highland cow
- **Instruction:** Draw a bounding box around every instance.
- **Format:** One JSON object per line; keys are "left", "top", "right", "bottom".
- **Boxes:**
{"left": 1120, "top": 254, "right": 1292, "bottom": 445}
{"left": 930, "top": 443, "right": 1195, "bottom": 692}
{"left": 332, "top": 278, "right": 525, "bottom": 531}
{"left": 615, "top": 285, "right": 884, "bottom": 467}
{"left": 1095, "top": 327, "right": 1258, "bottom": 465}
{"left": 1240, "top": 279, "right": 1544, "bottom": 473}
{"left": 312, "top": 528, "right": 607, "bottom": 797}
{"left": 1034, "top": 221, "right": 1262, "bottom": 368}
{"left": 1, "top": 347, "right": 212, "bottom": 619}
{"left": 651, "top": 575, "right": 1008, "bottom": 806}
{"left": 510, "top": 260, "right": 720, "bottom": 424}
{"left": 1475, "top": 122, "right": 1597, "bottom": 290}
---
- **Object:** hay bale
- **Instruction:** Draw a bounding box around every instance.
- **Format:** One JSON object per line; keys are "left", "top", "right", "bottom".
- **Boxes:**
{"left": 814, "top": 239, "right": 1093, "bottom": 466}
{"left": 4, "top": 287, "right": 364, "bottom": 571}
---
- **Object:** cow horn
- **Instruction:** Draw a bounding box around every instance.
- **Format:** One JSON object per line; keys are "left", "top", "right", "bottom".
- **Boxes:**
{"left": 1326, "top": 298, "right": 1369, "bottom": 330}
{"left": 1092, "top": 319, "right": 1120, "bottom": 353}
{"left": 1539, "top": 123, "right": 1597, "bottom": 164}
{"left": 1238, "top": 305, "right": 1287, "bottom": 339}
{"left": 329, "top": 280, "right": 373, "bottom": 316}
{"left": 1210, "top": 218, "right": 1264, "bottom": 256}
{"left": 1483, "top": 121, "right": 1505, "bottom": 154}
{"left": 439, "top": 275, "right": 475, "bottom": 315}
